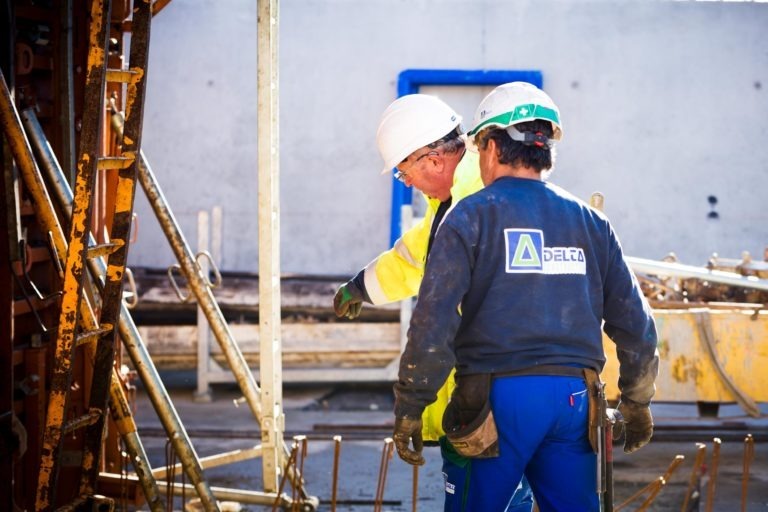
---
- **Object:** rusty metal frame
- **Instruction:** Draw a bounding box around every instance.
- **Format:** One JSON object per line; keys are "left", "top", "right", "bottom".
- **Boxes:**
{"left": 34, "top": 1, "right": 112, "bottom": 508}
{"left": 25, "top": 107, "right": 219, "bottom": 511}
{"left": 78, "top": 0, "right": 152, "bottom": 496}
{"left": 2, "top": 61, "right": 164, "bottom": 512}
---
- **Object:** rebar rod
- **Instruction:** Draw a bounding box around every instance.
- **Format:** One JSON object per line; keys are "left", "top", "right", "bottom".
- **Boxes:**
{"left": 636, "top": 455, "right": 685, "bottom": 512}
{"left": 374, "top": 438, "right": 394, "bottom": 512}
{"left": 412, "top": 465, "right": 419, "bottom": 512}
{"left": 741, "top": 434, "right": 754, "bottom": 512}
{"left": 272, "top": 442, "right": 298, "bottom": 512}
{"left": 705, "top": 438, "right": 722, "bottom": 512}
{"left": 682, "top": 443, "right": 707, "bottom": 512}
{"left": 331, "top": 435, "right": 341, "bottom": 512}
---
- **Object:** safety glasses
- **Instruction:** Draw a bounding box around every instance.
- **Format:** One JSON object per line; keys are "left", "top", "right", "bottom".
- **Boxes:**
{"left": 394, "top": 150, "right": 438, "bottom": 183}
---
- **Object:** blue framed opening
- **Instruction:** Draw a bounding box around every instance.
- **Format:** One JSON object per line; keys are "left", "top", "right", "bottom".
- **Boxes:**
{"left": 388, "top": 69, "right": 543, "bottom": 246}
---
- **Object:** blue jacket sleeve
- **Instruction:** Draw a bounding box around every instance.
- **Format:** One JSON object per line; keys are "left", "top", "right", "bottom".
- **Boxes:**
{"left": 393, "top": 222, "right": 473, "bottom": 419}
{"left": 602, "top": 226, "right": 659, "bottom": 405}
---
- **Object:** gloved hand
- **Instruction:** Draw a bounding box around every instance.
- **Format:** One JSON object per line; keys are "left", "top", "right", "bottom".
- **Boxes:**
{"left": 392, "top": 417, "right": 425, "bottom": 466}
{"left": 613, "top": 398, "right": 654, "bottom": 453}
{"left": 333, "top": 281, "right": 365, "bottom": 319}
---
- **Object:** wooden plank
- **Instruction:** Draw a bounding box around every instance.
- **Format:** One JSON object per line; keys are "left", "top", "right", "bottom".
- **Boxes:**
{"left": 139, "top": 323, "right": 401, "bottom": 354}
{"left": 138, "top": 323, "right": 401, "bottom": 370}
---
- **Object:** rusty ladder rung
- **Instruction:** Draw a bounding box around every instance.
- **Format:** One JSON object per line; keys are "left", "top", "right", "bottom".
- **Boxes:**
{"left": 86, "top": 241, "right": 124, "bottom": 259}
{"left": 105, "top": 68, "right": 140, "bottom": 83}
{"left": 97, "top": 156, "right": 134, "bottom": 170}
{"left": 62, "top": 408, "right": 103, "bottom": 435}
{"left": 74, "top": 325, "right": 113, "bottom": 347}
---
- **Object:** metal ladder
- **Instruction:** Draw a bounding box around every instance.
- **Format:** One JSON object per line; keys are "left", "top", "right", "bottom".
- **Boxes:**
{"left": 1, "top": 55, "right": 169, "bottom": 512}
{"left": 34, "top": 1, "right": 154, "bottom": 509}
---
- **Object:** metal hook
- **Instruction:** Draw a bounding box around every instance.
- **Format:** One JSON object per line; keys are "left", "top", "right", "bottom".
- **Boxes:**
{"left": 123, "top": 267, "right": 139, "bottom": 309}
{"left": 167, "top": 264, "right": 193, "bottom": 303}
{"left": 195, "top": 250, "right": 222, "bottom": 289}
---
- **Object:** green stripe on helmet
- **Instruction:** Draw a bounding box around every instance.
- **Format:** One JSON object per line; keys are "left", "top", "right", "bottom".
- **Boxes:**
{"left": 468, "top": 104, "right": 560, "bottom": 136}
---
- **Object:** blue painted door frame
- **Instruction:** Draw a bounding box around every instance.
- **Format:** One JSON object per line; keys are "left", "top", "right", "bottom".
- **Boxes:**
{"left": 388, "top": 69, "right": 543, "bottom": 247}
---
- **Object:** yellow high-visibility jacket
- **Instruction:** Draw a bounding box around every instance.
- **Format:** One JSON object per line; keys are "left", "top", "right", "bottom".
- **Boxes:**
{"left": 362, "top": 150, "right": 483, "bottom": 441}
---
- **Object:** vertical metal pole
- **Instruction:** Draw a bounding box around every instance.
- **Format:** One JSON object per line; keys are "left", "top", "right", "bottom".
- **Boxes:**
{"left": 195, "top": 210, "right": 212, "bottom": 402}
{"left": 57, "top": 0, "right": 76, "bottom": 183}
{"left": 257, "top": 0, "right": 282, "bottom": 493}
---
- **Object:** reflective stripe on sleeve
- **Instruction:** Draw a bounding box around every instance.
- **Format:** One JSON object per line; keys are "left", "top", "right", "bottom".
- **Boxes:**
{"left": 363, "top": 259, "right": 389, "bottom": 305}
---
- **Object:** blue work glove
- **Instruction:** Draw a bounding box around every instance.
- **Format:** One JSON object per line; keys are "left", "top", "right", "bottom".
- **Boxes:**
{"left": 393, "top": 417, "right": 425, "bottom": 466}
{"left": 333, "top": 280, "right": 365, "bottom": 319}
{"left": 613, "top": 398, "right": 654, "bottom": 453}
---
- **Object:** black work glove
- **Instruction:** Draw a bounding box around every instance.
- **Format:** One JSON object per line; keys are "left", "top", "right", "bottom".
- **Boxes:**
{"left": 392, "top": 417, "right": 425, "bottom": 466}
{"left": 333, "top": 280, "right": 365, "bottom": 319}
{"left": 613, "top": 398, "right": 654, "bottom": 454}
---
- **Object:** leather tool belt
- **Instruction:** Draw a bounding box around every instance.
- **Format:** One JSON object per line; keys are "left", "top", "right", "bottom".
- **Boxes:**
{"left": 443, "top": 365, "right": 603, "bottom": 458}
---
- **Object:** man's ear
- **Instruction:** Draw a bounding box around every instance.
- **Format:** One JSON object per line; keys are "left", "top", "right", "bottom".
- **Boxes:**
{"left": 480, "top": 138, "right": 497, "bottom": 168}
{"left": 429, "top": 152, "right": 446, "bottom": 173}
{"left": 486, "top": 137, "right": 498, "bottom": 158}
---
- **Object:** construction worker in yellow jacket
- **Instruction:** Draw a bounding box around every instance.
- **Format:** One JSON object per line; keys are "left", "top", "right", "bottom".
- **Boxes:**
{"left": 333, "top": 93, "right": 533, "bottom": 511}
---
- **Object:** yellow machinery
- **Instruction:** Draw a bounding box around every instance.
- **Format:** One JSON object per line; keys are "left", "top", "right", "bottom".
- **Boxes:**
{"left": 603, "top": 308, "right": 767, "bottom": 415}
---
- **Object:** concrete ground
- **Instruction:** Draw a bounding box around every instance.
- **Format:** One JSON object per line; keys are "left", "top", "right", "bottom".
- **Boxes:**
{"left": 131, "top": 375, "right": 768, "bottom": 511}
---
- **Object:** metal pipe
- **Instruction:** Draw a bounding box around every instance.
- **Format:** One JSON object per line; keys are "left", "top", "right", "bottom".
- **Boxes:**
{"left": 626, "top": 256, "right": 768, "bottom": 292}
{"left": 0, "top": 70, "right": 67, "bottom": 264}
{"left": 705, "top": 438, "right": 722, "bottom": 512}
{"left": 56, "top": 0, "right": 76, "bottom": 183}
{"left": 152, "top": 446, "right": 263, "bottom": 480}
{"left": 136, "top": 124, "right": 306, "bottom": 497}
{"left": 136, "top": 154, "right": 269, "bottom": 428}
{"left": 159, "top": 481, "right": 288, "bottom": 507}
{"left": 107, "top": 369, "right": 163, "bottom": 512}
{"left": 21, "top": 109, "right": 218, "bottom": 512}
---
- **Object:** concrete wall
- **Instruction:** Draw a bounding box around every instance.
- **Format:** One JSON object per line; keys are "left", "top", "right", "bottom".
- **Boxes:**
{"left": 130, "top": 0, "right": 768, "bottom": 276}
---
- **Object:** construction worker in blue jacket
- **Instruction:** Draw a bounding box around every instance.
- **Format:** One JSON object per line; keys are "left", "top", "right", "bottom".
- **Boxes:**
{"left": 333, "top": 93, "right": 533, "bottom": 510}
{"left": 391, "top": 82, "right": 660, "bottom": 511}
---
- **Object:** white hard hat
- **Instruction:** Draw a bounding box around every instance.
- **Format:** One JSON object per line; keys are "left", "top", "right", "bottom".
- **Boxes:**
{"left": 376, "top": 94, "right": 462, "bottom": 172}
{"left": 467, "top": 82, "right": 562, "bottom": 141}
